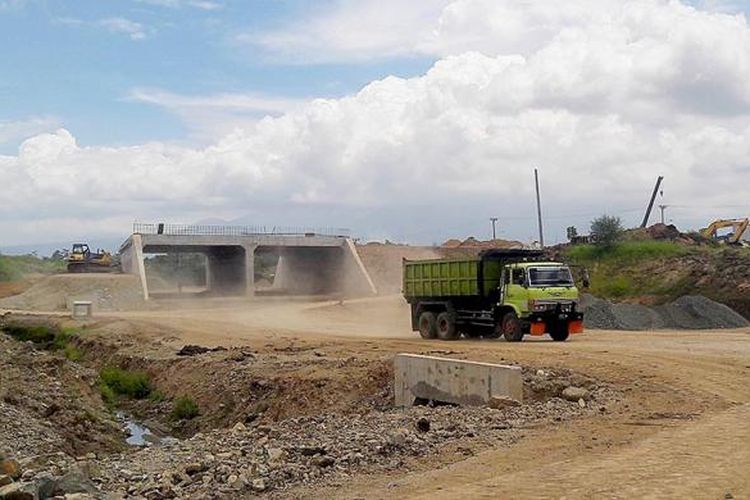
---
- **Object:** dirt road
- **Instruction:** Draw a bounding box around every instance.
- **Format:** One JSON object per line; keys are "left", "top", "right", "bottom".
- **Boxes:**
{"left": 90, "top": 295, "right": 750, "bottom": 499}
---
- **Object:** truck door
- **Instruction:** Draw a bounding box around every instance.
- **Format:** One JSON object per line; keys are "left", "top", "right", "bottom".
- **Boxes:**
{"left": 504, "top": 266, "right": 529, "bottom": 314}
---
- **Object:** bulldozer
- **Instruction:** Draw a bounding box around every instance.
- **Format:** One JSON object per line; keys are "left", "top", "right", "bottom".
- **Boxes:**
{"left": 66, "top": 244, "right": 119, "bottom": 273}
{"left": 700, "top": 218, "right": 749, "bottom": 245}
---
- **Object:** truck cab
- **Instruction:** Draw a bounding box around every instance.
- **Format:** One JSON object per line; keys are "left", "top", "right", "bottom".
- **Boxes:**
{"left": 500, "top": 262, "right": 583, "bottom": 341}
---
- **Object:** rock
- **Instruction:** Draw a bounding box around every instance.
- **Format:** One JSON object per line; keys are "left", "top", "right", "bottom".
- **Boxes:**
{"left": 561, "top": 386, "right": 590, "bottom": 402}
{"left": 415, "top": 417, "right": 430, "bottom": 433}
{"left": 55, "top": 467, "right": 99, "bottom": 495}
{"left": 64, "top": 494, "right": 95, "bottom": 500}
{"left": 232, "top": 422, "right": 246, "bottom": 433}
{"left": 297, "top": 446, "right": 326, "bottom": 457}
{"left": 266, "top": 448, "right": 285, "bottom": 463}
{"left": 251, "top": 478, "right": 266, "bottom": 492}
{"left": 0, "top": 476, "right": 10, "bottom": 488}
{"left": 184, "top": 463, "right": 208, "bottom": 476}
{"left": 177, "top": 345, "right": 226, "bottom": 356}
{"left": 312, "top": 350, "right": 326, "bottom": 357}
{"left": 226, "top": 474, "right": 242, "bottom": 488}
{"left": 488, "top": 396, "right": 522, "bottom": 409}
{"left": 312, "top": 456, "right": 335, "bottom": 468}
{"left": 578, "top": 398, "right": 586, "bottom": 408}
{"left": 0, "top": 460, "right": 20, "bottom": 480}
{"left": 35, "top": 472, "right": 57, "bottom": 499}
{"left": 0, "top": 481, "right": 35, "bottom": 500}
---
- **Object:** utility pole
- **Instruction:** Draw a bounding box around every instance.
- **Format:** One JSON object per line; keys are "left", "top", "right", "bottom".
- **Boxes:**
{"left": 658, "top": 204, "right": 668, "bottom": 224}
{"left": 490, "top": 217, "right": 498, "bottom": 240}
{"left": 534, "top": 168, "right": 545, "bottom": 247}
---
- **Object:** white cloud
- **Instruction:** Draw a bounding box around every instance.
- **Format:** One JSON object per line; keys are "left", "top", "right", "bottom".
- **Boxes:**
{"left": 98, "top": 17, "right": 150, "bottom": 40}
{"left": 127, "top": 87, "right": 307, "bottom": 142}
{"left": 0, "top": 116, "right": 60, "bottom": 146}
{"left": 5, "top": 0, "right": 750, "bottom": 244}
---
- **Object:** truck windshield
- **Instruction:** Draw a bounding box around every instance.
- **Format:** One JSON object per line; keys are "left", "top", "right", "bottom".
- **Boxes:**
{"left": 528, "top": 267, "right": 574, "bottom": 287}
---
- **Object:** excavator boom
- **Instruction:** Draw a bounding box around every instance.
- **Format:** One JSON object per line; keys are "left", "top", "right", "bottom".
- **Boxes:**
{"left": 700, "top": 218, "right": 749, "bottom": 245}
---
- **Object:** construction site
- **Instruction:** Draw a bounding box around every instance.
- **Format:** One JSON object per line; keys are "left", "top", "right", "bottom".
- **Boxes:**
{"left": 1, "top": 211, "right": 750, "bottom": 499}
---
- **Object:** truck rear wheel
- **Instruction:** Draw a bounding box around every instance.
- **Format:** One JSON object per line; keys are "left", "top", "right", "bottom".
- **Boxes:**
{"left": 418, "top": 312, "right": 437, "bottom": 339}
{"left": 436, "top": 312, "right": 459, "bottom": 340}
{"left": 501, "top": 312, "right": 524, "bottom": 342}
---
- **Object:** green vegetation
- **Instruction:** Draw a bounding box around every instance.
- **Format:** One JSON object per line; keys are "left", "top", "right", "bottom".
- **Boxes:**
{"left": 171, "top": 396, "right": 200, "bottom": 420}
{"left": 99, "top": 382, "right": 117, "bottom": 406}
{"left": 566, "top": 240, "right": 690, "bottom": 264}
{"left": 565, "top": 240, "right": 699, "bottom": 299}
{"left": 0, "top": 254, "right": 65, "bottom": 282}
{"left": 3, "top": 324, "right": 57, "bottom": 343}
{"left": 149, "top": 390, "right": 166, "bottom": 403}
{"left": 590, "top": 215, "right": 624, "bottom": 248}
{"left": 64, "top": 344, "right": 83, "bottom": 361}
{"left": 99, "top": 367, "right": 152, "bottom": 399}
{"left": 2, "top": 324, "right": 83, "bottom": 359}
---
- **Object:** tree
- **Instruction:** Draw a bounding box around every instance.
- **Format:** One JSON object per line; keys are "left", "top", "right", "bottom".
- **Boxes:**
{"left": 566, "top": 226, "right": 578, "bottom": 241}
{"left": 590, "top": 215, "right": 624, "bottom": 248}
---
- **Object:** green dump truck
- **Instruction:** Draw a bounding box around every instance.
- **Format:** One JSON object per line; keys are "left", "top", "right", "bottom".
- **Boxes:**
{"left": 402, "top": 249, "right": 584, "bottom": 342}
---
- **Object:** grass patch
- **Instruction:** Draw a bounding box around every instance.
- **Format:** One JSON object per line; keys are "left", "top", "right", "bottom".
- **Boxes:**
{"left": 3, "top": 324, "right": 56, "bottom": 344}
{"left": 3, "top": 324, "right": 83, "bottom": 360}
{"left": 64, "top": 344, "right": 83, "bottom": 361}
{"left": 99, "top": 382, "right": 116, "bottom": 406}
{"left": 100, "top": 367, "right": 152, "bottom": 399}
{"left": 149, "top": 390, "right": 166, "bottom": 403}
{"left": 566, "top": 240, "right": 690, "bottom": 264}
{"left": 171, "top": 396, "right": 199, "bottom": 420}
{"left": 0, "top": 254, "right": 65, "bottom": 282}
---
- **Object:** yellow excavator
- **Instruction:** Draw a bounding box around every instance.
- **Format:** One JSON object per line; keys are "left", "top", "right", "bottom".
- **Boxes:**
{"left": 66, "top": 243, "right": 119, "bottom": 273}
{"left": 700, "top": 218, "right": 749, "bottom": 245}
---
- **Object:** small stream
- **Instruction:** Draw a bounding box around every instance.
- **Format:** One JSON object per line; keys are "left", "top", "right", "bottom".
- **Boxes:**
{"left": 116, "top": 412, "right": 169, "bottom": 447}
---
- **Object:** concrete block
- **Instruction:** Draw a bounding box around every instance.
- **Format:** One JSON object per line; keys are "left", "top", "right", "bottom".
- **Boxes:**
{"left": 394, "top": 354, "right": 523, "bottom": 407}
{"left": 72, "top": 301, "right": 93, "bottom": 319}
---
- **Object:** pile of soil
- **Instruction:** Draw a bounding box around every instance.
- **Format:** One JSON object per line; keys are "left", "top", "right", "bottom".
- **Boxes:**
{"left": 0, "top": 274, "right": 146, "bottom": 312}
{"left": 356, "top": 244, "right": 440, "bottom": 293}
{"left": 581, "top": 294, "right": 749, "bottom": 330}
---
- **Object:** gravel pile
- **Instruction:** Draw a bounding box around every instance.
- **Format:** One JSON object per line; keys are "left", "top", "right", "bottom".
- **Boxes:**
{"left": 581, "top": 294, "right": 749, "bottom": 330}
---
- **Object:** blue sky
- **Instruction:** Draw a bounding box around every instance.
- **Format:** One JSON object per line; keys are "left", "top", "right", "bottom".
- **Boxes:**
{"left": 0, "top": 0, "right": 434, "bottom": 152}
{"left": 2, "top": 0, "right": 750, "bottom": 250}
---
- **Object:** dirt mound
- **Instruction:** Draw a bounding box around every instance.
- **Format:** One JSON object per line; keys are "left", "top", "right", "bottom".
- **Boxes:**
{"left": 581, "top": 294, "right": 748, "bottom": 330}
{"left": 0, "top": 274, "right": 146, "bottom": 312}
{"left": 356, "top": 244, "right": 441, "bottom": 293}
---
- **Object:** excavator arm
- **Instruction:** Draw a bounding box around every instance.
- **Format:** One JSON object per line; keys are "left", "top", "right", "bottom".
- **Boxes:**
{"left": 701, "top": 218, "right": 749, "bottom": 244}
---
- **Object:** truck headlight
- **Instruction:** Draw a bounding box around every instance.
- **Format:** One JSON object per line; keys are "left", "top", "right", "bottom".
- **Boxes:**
{"left": 528, "top": 300, "right": 553, "bottom": 312}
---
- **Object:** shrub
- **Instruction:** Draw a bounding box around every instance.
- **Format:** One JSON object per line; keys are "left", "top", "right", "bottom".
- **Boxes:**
{"left": 590, "top": 215, "right": 624, "bottom": 249}
{"left": 64, "top": 344, "right": 82, "bottom": 361}
{"left": 100, "top": 367, "right": 152, "bottom": 399}
{"left": 99, "top": 382, "right": 116, "bottom": 406}
{"left": 171, "top": 396, "right": 199, "bottom": 420}
{"left": 3, "top": 324, "right": 56, "bottom": 344}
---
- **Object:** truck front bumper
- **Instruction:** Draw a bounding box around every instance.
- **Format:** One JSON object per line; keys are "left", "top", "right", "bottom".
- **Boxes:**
{"left": 525, "top": 311, "right": 584, "bottom": 335}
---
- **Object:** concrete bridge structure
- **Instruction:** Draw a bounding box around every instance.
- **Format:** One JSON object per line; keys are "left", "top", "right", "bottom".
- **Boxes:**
{"left": 120, "top": 223, "right": 376, "bottom": 300}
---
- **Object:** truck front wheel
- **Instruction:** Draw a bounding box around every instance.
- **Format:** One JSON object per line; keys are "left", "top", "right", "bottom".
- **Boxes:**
{"left": 418, "top": 312, "right": 437, "bottom": 339}
{"left": 501, "top": 312, "right": 524, "bottom": 342}
{"left": 436, "top": 312, "right": 459, "bottom": 340}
